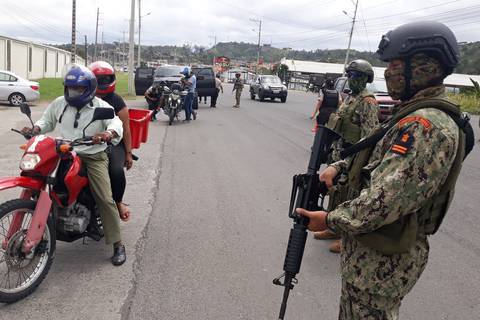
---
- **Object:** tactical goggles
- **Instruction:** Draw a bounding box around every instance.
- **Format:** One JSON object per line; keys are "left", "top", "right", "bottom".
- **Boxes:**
{"left": 346, "top": 70, "right": 364, "bottom": 79}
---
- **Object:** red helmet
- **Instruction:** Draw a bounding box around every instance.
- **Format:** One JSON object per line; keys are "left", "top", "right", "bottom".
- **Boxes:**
{"left": 89, "top": 61, "right": 116, "bottom": 95}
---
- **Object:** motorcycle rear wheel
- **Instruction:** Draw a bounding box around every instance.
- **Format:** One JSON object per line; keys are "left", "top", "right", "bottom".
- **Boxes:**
{"left": 0, "top": 199, "right": 55, "bottom": 303}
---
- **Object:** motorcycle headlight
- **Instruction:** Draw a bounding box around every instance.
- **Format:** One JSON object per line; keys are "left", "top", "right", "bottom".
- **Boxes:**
{"left": 177, "top": 99, "right": 181, "bottom": 104}
{"left": 20, "top": 153, "right": 41, "bottom": 171}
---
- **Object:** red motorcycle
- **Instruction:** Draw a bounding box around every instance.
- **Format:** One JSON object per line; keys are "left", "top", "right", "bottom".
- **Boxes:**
{"left": 0, "top": 104, "right": 114, "bottom": 302}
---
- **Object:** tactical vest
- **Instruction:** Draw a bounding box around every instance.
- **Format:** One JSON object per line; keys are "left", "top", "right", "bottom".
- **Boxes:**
{"left": 342, "top": 98, "right": 474, "bottom": 255}
{"left": 317, "top": 89, "right": 339, "bottom": 125}
{"left": 328, "top": 94, "right": 374, "bottom": 145}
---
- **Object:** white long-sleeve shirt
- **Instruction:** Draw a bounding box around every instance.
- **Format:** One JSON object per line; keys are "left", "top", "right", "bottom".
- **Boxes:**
{"left": 35, "top": 96, "right": 123, "bottom": 155}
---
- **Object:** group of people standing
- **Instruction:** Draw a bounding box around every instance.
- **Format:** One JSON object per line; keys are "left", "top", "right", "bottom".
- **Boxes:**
{"left": 297, "top": 20, "right": 473, "bottom": 319}
{"left": 144, "top": 68, "right": 245, "bottom": 122}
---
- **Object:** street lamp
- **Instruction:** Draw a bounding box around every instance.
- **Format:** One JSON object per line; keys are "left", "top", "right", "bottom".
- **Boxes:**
{"left": 138, "top": 0, "right": 151, "bottom": 67}
{"left": 342, "top": 0, "right": 359, "bottom": 76}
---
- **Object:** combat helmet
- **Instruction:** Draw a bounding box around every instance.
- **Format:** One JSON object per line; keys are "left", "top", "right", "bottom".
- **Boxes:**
{"left": 377, "top": 21, "right": 459, "bottom": 75}
{"left": 345, "top": 59, "right": 374, "bottom": 83}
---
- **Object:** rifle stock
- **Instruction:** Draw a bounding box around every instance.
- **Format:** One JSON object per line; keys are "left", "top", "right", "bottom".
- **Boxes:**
{"left": 273, "top": 126, "right": 340, "bottom": 320}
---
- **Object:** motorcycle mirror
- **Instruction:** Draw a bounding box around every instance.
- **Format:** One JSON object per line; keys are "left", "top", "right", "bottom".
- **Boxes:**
{"left": 82, "top": 107, "right": 115, "bottom": 138}
{"left": 92, "top": 107, "right": 115, "bottom": 121}
{"left": 20, "top": 103, "right": 35, "bottom": 128}
{"left": 20, "top": 103, "right": 31, "bottom": 117}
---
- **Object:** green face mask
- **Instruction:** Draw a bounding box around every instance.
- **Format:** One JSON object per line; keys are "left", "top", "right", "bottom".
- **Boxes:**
{"left": 347, "top": 75, "right": 368, "bottom": 95}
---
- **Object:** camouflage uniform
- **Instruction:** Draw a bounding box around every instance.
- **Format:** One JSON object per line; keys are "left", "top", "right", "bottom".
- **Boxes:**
{"left": 233, "top": 77, "right": 244, "bottom": 107}
{"left": 327, "top": 85, "right": 459, "bottom": 319}
{"left": 327, "top": 89, "right": 379, "bottom": 163}
{"left": 326, "top": 89, "right": 379, "bottom": 210}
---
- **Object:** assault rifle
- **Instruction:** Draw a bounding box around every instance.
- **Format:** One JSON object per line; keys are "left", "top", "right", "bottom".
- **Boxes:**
{"left": 273, "top": 125, "right": 341, "bottom": 320}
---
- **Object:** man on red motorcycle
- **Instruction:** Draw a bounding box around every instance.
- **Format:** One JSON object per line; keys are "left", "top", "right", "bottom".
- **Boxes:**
{"left": 89, "top": 61, "right": 132, "bottom": 223}
{"left": 21, "top": 64, "right": 127, "bottom": 266}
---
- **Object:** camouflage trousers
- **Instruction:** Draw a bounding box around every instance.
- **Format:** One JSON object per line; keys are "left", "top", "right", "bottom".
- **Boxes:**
{"left": 339, "top": 280, "right": 401, "bottom": 320}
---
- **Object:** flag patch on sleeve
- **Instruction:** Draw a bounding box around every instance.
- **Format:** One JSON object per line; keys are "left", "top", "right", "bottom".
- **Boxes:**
{"left": 391, "top": 131, "right": 414, "bottom": 155}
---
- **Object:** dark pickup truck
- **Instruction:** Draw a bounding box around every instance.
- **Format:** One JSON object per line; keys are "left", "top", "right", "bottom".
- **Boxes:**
{"left": 191, "top": 67, "right": 216, "bottom": 98}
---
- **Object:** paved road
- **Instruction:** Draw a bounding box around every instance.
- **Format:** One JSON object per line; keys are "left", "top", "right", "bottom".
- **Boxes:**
{"left": 0, "top": 88, "right": 479, "bottom": 319}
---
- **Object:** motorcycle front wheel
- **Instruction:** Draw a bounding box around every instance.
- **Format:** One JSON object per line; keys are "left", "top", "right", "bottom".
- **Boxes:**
{"left": 0, "top": 199, "right": 55, "bottom": 303}
{"left": 169, "top": 109, "right": 175, "bottom": 125}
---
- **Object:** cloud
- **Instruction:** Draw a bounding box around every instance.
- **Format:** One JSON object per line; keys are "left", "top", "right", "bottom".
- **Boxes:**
{"left": 0, "top": 0, "right": 477, "bottom": 52}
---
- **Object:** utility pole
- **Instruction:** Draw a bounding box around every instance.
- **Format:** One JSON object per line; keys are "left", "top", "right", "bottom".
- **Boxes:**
{"left": 138, "top": 0, "right": 141, "bottom": 67}
{"left": 84, "top": 35, "right": 88, "bottom": 66}
{"left": 342, "top": 0, "right": 359, "bottom": 76}
{"left": 94, "top": 8, "right": 99, "bottom": 61}
{"left": 71, "top": 0, "right": 76, "bottom": 63}
{"left": 209, "top": 35, "right": 217, "bottom": 67}
{"left": 101, "top": 31, "right": 104, "bottom": 59}
{"left": 128, "top": 0, "right": 136, "bottom": 96}
{"left": 250, "top": 18, "right": 262, "bottom": 73}
{"left": 122, "top": 31, "right": 126, "bottom": 67}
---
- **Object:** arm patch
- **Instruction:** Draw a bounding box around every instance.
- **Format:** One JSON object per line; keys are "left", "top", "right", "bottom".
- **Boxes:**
{"left": 398, "top": 116, "right": 431, "bottom": 132}
{"left": 390, "top": 130, "right": 415, "bottom": 156}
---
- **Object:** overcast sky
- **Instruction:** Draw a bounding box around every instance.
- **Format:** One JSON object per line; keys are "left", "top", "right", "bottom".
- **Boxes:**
{"left": 0, "top": 0, "right": 478, "bottom": 52}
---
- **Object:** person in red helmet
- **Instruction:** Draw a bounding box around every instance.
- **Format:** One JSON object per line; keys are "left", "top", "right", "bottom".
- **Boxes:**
{"left": 89, "top": 61, "right": 132, "bottom": 222}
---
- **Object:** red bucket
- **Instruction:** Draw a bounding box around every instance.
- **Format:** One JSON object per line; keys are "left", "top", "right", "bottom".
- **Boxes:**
{"left": 128, "top": 109, "right": 152, "bottom": 149}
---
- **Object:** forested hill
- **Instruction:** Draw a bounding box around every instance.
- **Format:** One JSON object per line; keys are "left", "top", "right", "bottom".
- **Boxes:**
{"left": 55, "top": 41, "right": 480, "bottom": 75}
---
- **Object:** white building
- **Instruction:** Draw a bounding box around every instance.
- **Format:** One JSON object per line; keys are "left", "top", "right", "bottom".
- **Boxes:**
{"left": 0, "top": 35, "right": 85, "bottom": 80}
{"left": 280, "top": 58, "right": 480, "bottom": 90}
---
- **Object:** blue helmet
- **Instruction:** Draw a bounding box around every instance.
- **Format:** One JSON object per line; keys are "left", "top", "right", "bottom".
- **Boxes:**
{"left": 63, "top": 64, "right": 97, "bottom": 108}
{"left": 180, "top": 66, "right": 190, "bottom": 77}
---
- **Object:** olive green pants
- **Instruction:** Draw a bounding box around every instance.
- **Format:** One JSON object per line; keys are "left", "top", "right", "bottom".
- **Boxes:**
{"left": 339, "top": 280, "right": 400, "bottom": 320}
{"left": 79, "top": 152, "right": 121, "bottom": 245}
{"left": 235, "top": 89, "right": 242, "bottom": 107}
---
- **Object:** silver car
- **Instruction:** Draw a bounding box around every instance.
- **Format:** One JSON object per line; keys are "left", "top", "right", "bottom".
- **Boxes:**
{"left": 0, "top": 70, "right": 40, "bottom": 106}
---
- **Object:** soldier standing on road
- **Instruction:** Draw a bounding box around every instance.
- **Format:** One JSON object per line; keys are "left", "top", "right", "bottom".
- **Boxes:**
{"left": 297, "top": 21, "right": 472, "bottom": 319}
{"left": 232, "top": 72, "right": 243, "bottom": 108}
{"left": 314, "top": 59, "right": 379, "bottom": 254}
{"left": 310, "top": 78, "right": 342, "bottom": 132}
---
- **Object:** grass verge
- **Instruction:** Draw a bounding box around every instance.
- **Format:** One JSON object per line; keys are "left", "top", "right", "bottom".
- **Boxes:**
{"left": 449, "top": 94, "right": 480, "bottom": 115}
{"left": 38, "top": 72, "right": 137, "bottom": 102}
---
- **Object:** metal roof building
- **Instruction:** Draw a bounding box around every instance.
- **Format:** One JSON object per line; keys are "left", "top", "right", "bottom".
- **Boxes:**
{"left": 0, "top": 35, "right": 85, "bottom": 80}
{"left": 280, "top": 58, "right": 480, "bottom": 88}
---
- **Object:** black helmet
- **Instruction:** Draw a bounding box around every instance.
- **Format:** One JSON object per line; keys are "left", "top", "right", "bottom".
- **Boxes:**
{"left": 323, "top": 78, "right": 334, "bottom": 88}
{"left": 377, "top": 21, "right": 459, "bottom": 75}
{"left": 346, "top": 59, "right": 374, "bottom": 83}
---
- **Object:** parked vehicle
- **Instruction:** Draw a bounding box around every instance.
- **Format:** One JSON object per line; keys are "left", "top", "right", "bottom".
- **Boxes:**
{"left": 366, "top": 78, "right": 399, "bottom": 122}
{"left": 136, "top": 66, "right": 199, "bottom": 110}
{"left": 0, "top": 70, "right": 40, "bottom": 106}
{"left": 0, "top": 104, "right": 114, "bottom": 302}
{"left": 191, "top": 67, "right": 216, "bottom": 99}
{"left": 334, "top": 76, "right": 398, "bottom": 122}
{"left": 250, "top": 75, "right": 288, "bottom": 102}
{"left": 134, "top": 67, "right": 155, "bottom": 96}
{"left": 163, "top": 83, "right": 187, "bottom": 125}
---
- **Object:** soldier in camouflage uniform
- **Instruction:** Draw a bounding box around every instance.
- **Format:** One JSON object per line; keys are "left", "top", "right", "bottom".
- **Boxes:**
{"left": 232, "top": 72, "right": 243, "bottom": 108}
{"left": 296, "top": 21, "right": 470, "bottom": 319}
{"left": 314, "top": 60, "right": 379, "bottom": 253}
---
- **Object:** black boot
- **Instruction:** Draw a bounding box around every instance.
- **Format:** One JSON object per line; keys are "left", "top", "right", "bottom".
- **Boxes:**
{"left": 111, "top": 244, "right": 126, "bottom": 266}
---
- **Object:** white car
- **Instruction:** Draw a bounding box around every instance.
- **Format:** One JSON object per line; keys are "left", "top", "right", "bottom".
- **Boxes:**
{"left": 0, "top": 70, "right": 40, "bottom": 106}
